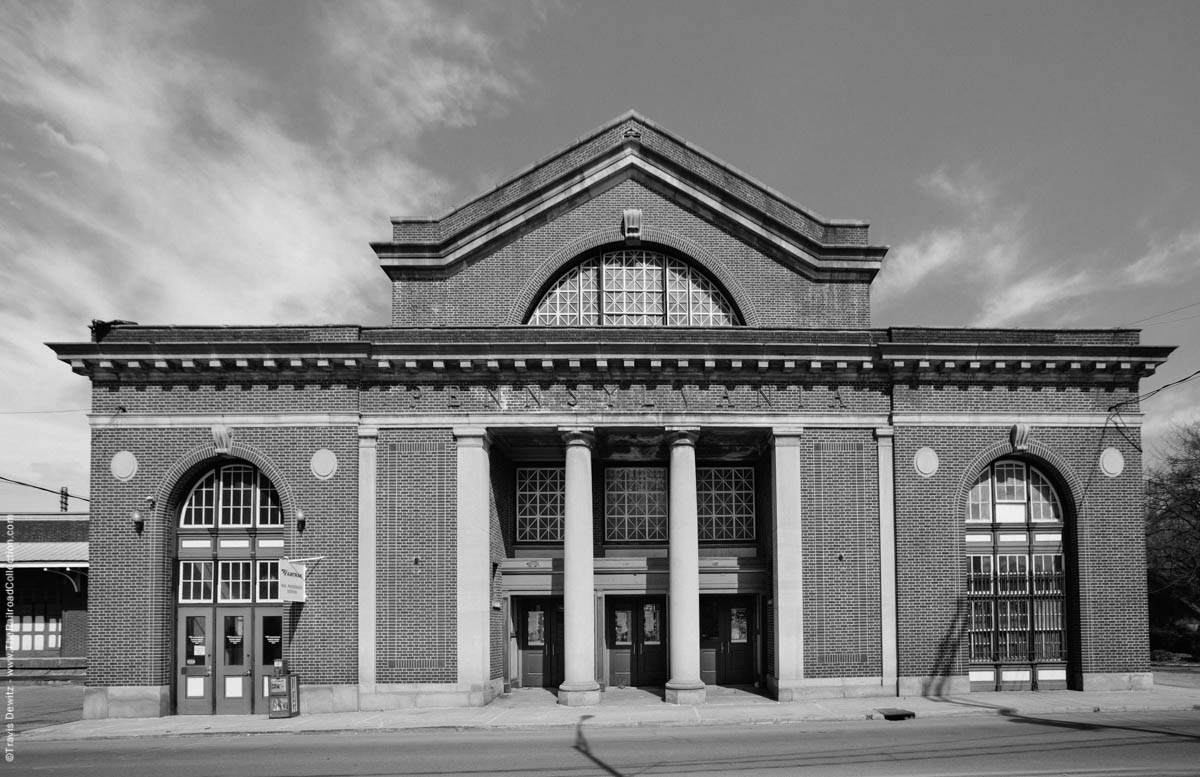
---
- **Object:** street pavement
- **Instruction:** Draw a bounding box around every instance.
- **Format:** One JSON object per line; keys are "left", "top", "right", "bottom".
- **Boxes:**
{"left": 16, "top": 670, "right": 1200, "bottom": 743}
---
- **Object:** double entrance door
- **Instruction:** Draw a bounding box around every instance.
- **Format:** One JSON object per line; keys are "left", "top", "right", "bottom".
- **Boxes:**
{"left": 606, "top": 596, "right": 667, "bottom": 688}
{"left": 699, "top": 595, "right": 755, "bottom": 685}
{"left": 177, "top": 606, "right": 283, "bottom": 714}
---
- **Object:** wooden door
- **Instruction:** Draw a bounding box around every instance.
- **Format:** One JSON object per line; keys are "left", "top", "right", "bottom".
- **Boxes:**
{"left": 518, "top": 599, "right": 563, "bottom": 688}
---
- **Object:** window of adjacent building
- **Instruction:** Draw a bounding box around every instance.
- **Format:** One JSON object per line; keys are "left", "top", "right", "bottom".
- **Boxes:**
{"left": 965, "top": 459, "right": 1066, "bottom": 667}
{"left": 527, "top": 250, "right": 739, "bottom": 327}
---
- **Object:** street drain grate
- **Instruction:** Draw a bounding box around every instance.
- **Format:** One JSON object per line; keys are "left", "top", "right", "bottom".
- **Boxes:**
{"left": 874, "top": 707, "right": 915, "bottom": 721}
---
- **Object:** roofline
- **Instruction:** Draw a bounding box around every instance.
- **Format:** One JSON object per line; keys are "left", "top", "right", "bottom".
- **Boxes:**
{"left": 391, "top": 111, "right": 862, "bottom": 231}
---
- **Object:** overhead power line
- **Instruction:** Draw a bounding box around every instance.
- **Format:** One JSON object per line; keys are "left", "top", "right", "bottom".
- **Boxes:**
{"left": 1121, "top": 300, "right": 1200, "bottom": 327}
{"left": 0, "top": 475, "right": 91, "bottom": 503}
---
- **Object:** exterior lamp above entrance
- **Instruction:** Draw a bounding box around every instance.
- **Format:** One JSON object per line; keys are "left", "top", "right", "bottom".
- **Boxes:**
{"left": 295, "top": 509, "right": 306, "bottom": 533}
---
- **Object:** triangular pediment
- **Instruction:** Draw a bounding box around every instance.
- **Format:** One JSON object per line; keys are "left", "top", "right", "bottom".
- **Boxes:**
{"left": 373, "top": 112, "right": 887, "bottom": 280}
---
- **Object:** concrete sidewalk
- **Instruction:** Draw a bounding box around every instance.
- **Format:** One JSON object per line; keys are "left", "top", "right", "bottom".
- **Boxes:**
{"left": 19, "top": 678, "right": 1200, "bottom": 743}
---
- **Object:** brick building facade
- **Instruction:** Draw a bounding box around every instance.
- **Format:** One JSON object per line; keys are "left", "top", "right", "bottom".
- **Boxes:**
{"left": 50, "top": 113, "right": 1172, "bottom": 717}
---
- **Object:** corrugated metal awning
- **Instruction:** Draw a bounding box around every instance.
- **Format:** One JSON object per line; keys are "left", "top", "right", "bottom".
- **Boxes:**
{"left": 11, "top": 542, "right": 88, "bottom": 568}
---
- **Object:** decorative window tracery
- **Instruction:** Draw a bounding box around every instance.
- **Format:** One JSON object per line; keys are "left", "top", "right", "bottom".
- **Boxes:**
{"left": 528, "top": 250, "right": 738, "bottom": 327}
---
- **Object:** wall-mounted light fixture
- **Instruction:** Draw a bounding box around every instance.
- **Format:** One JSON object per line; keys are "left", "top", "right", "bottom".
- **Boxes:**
{"left": 132, "top": 496, "right": 154, "bottom": 534}
{"left": 296, "top": 509, "right": 306, "bottom": 533}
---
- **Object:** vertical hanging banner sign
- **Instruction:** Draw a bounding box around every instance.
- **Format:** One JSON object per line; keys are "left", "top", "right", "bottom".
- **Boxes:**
{"left": 278, "top": 559, "right": 308, "bottom": 603}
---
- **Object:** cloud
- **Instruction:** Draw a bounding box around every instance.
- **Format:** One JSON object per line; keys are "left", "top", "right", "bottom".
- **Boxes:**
{"left": 35, "top": 120, "right": 109, "bottom": 166}
{"left": 872, "top": 165, "right": 1029, "bottom": 308}
{"left": 1123, "top": 227, "right": 1200, "bottom": 286}
{"left": 0, "top": 0, "right": 542, "bottom": 509}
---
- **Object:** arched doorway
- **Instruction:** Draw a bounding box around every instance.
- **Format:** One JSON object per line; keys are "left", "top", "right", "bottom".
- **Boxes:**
{"left": 965, "top": 459, "right": 1071, "bottom": 690}
{"left": 174, "top": 462, "right": 285, "bottom": 714}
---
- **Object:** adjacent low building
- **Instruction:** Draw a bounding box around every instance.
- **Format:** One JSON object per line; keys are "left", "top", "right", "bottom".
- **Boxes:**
{"left": 50, "top": 112, "right": 1172, "bottom": 718}
{"left": 3, "top": 512, "right": 89, "bottom": 681}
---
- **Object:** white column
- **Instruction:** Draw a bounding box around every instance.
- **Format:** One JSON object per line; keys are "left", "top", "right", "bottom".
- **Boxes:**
{"left": 876, "top": 427, "right": 898, "bottom": 693}
{"left": 666, "top": 428, "right": 705, "bottom": 704}
{"left": 559, "top": 428, "right": 600, "bottom": 706}
{"left": 455, "top": 427, "right": 493, "bottom": 702}
{"left": 771, "top": 428, "right": 805, "bottom": 701}
{"left": 357, "top": 427, "right": 378, "bottom": 701}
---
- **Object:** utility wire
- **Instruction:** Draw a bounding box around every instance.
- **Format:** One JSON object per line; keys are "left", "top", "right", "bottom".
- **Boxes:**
{"left": 0, "top": 475, "right": 91, "bottom": 503}
{"left": 1109, "top": 365, "right": 1200, "bottom": 414}
{"left": 1121, "top": 300, "right": 1200, "bottom": 327}
{"left": 0, "top": 408, "right": 89, "bottom": 415}
{"left": 1137, "top": 310, "right": 1200, "bottom": 330}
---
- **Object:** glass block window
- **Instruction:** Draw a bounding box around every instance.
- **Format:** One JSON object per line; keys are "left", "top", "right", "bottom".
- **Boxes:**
{"left": 180, "top": 463, "right": 284, "bottom": 529}
{"left": 516, "top": 468, "right": 566, "bottom": 542}
{"left": 605, "top": 467, "right": 668, "bottom": 542}
{"left": 219, "top": 561, "right": 253, "bottom": 603}
{"left": 257, "top": 560, "right": 280, "bottom": 603}
{"left": 179, "top": 561, "right": 214, "bottom": 603}
{"left": 697, "top": 467, "right": 755, "bottom": 541}
{"left": 529, "top": 250, "right": 738, "bottom": 327}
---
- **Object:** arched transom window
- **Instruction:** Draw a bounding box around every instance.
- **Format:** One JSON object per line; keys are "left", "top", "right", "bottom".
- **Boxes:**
{"left": 528, "top": 250, "right": 739, "bottom": 327}
{"left": 965, "top": 459, "right": 1068, "bottom": 691}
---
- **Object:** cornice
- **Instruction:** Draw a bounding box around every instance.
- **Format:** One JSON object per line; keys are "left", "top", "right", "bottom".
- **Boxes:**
{"left": 49, "top": 331, "right": 1169, "bottom": 382}
{"left": 375, "top": 132, "right": 888, "bottom": 279}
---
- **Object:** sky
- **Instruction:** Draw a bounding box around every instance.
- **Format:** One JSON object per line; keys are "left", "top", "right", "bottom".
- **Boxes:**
{"left": 2, "top": 0, "right": 1199, "bottom": 512}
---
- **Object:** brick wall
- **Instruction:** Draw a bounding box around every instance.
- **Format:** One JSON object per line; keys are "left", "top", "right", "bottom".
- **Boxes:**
{"left": 87, "top": 424, "right": 358, "bottom": 688}
{"left": 893, "top": 424, "right": 1147, "bottom": 681}
{"left": 375, "top": 429, "right": 457, "bottom": 683}
{"left": 391, "top": 180, "right": 872, "bottom": 329}
{"left": 801, "top": 429, "right": 881, "bottom": 678}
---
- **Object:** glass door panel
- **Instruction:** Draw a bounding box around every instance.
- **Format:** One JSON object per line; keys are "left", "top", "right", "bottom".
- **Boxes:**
{"left": 177, "top": 607, "right": 213, "bottom": 715}
{"left": 215, "top": 607, "right": 253, "bottom": 714}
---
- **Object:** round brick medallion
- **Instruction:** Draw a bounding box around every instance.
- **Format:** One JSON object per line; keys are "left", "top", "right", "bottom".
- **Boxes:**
{"left": 310, "top": 449, "right": 338, "bottom": 480}
{"left": 1099, "top": 447, "right": 1125, "bottom": 478}
{"left": 110, "top": 450, "right": 138, "bottom": 482}
{"left": 913, "top": 447, "right": 940, "bottom": 478}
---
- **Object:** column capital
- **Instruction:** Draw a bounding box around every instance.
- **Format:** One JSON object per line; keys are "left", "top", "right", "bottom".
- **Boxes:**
{"left": 560, "top": 427, "right": 596, "bottom": 448}
{"left": 665, "top": 426, "right": 699, "bottom": 447}
{"left": 771, "top": 427, "right": 805, "bottom": 447}
{"left": 453, "top": 427, "right": 492, "bottom": 449}
{"left": 358, "top": 426, "right": 379, "bottom": 446}
{"left": 874, "top": 426, "right": 895, "bottom": 441}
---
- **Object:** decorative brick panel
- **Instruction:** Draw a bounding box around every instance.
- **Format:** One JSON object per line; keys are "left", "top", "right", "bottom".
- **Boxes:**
{"left": 375, "top": 429, "right": 457, "bottom": 682}
{"left": 802, "top": 430, "right": 881, "bottom": 678}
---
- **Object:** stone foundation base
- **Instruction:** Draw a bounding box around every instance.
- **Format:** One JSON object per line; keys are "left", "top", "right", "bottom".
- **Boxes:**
{"left": 1080, "top": 672, "right": 1153, "bottom": 691}
{"left": 770, "top": 675, "right": 897, "bottom": 701}
{"left": 83, "top": 685, "right": 171, "bottom": 719}
{"left": 356, "top": 679, "right": 504, "bottom": 711}
{"left": 558, "top": 681, "right": 601, "bottom": 707}
{"left": 897, "top": 675, "right": 972, "bottom": 697}
{"left": 665, "top": 681, "right": 706, "bottom": 705}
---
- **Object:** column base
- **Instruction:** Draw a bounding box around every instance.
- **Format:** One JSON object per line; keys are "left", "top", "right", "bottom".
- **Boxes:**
{"left": 665, "top": 681, "right": 706, "bottom": 705}
{"left": 558, "top": 681, "right": 601, "bottom": 707}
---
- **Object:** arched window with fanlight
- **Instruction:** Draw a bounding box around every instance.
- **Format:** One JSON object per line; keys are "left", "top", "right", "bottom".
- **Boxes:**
{"left": 527, "top": 249, "right": 741, "bottom": 327}
{"left": 174, "top": 461, "right": 285, "bottom": 715}
{"left": 965, "top": 459, "right": 1070, "bottom": 691}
